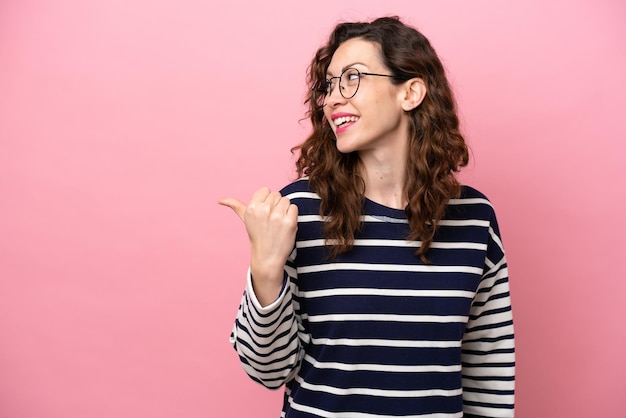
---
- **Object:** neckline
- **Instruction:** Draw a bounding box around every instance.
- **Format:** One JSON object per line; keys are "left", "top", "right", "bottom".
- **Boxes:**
{"left": 363, "top": 197, "right": 407, "bottom": 219}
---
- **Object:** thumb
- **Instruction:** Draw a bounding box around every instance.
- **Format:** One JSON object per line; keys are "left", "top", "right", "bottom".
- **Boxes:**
{"left": 217, "top": 197, "right": 247, "bottom": 222}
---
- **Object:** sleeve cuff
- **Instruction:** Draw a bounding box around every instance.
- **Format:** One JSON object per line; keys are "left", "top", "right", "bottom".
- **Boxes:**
{"left": 246, "top": 267, "right": 289, "bottom": 313}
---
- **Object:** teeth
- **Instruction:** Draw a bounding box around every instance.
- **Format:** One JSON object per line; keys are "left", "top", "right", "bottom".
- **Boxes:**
{"left": 333, "top": 116, "right": 359, "bottom": 126}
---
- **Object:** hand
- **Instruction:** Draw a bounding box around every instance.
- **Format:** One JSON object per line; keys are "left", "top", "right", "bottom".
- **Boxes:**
{"left": 219, "top": 187, "right": 298, "bottom": 305}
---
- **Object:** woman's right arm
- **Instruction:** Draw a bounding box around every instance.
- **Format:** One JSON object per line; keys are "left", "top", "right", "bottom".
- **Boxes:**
{"left": 220, "top": 187, "right": 303, "bottom": 388}
{"left": 229, "top": 262, "right": 303, "bottom": 389}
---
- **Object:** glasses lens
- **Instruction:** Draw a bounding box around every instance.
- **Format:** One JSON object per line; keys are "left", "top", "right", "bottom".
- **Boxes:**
{"left": 340, "top": 68, "right": 360, "bottom": 99}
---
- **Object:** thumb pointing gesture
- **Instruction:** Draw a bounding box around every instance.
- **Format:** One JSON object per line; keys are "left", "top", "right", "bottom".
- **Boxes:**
{"left": 218, "top": 197, "right": 246, "bottom": 222}
{"left": 218, "top": 187, "right": 298, "bottom": 262}
{"left": 218, "top": 187, "right": 298, "bottom": 307}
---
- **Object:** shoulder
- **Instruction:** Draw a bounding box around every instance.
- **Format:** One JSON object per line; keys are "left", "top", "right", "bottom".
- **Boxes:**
{"left": 279, "top": 177, "right": 316, "bottom": 197}
{"left": 279, "top": 177, "right": 320, "bottom": 215}
{"left": 458, "top": 185, "right": 491, "bottom": 201}
{"left": 446, "top": 185, "right": 497, "bottom": 221}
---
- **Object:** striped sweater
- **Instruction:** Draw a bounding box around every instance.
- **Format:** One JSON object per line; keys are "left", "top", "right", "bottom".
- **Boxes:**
{"left": 230, "top": 178, "right": 515, "bottom": 417}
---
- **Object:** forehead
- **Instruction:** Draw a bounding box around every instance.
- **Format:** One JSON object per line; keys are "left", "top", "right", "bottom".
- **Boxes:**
{"left": 327, "top": 38, "right": 384, "bottom": 75}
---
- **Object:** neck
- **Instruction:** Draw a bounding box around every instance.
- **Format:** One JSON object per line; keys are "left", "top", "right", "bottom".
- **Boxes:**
{"left": 359, "top": 148, "right": 408, "bottom": 210}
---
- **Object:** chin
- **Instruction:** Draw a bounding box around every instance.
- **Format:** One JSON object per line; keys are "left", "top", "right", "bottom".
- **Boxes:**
{"left": 334, "top": 138, "right": 359, "bottom": 154}
{"left": 335, "top": 144, "right": 357, "bottom": 154}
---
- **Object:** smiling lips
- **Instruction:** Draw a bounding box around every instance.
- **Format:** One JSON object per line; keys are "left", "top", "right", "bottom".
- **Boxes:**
{"left": 331, "top": 113, "right": 359, "bottom": 134}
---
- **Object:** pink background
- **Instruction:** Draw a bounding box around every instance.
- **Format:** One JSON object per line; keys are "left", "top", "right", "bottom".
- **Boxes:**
{"left": 1, "top": 1, "right": 624, "bottom": 417}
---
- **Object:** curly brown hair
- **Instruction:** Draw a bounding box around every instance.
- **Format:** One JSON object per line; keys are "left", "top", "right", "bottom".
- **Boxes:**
{"left": 292, "top": 16, "right": 469, "bottom": 262}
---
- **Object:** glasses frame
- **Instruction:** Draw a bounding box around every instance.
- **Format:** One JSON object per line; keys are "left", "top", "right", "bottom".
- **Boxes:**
{"left": 314, "top": 67, "right": 396, "bottom": 107}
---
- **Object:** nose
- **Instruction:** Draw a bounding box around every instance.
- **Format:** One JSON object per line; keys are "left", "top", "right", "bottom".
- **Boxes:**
{"left": 325, "top": 83, "right": 346, "bottom": 107}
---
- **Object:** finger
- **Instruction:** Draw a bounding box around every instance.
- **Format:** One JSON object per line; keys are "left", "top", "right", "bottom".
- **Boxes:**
{"left": 250, "top": 187, "right": 271, "bottom": 205}
{"left": 217, "top": 197, "right": 246, "bottom": 222}
{"left": 287, "top": 203, "right": 299, "bottom": 220}
{"left": 274, "top": 196, "right": 293, "bottom": 214}
{"left": 265, "top": 191, "right": 283, "bottom": 206}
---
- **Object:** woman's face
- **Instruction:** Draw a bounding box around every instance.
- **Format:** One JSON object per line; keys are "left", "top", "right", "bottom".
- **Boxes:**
{"left": 322, "top": 38, "right": 410, "bottom": 156}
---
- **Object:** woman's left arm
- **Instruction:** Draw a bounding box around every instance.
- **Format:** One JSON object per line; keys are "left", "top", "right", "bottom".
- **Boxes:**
{"left": 461, "top": 211, "right": 515, "bottom": 418}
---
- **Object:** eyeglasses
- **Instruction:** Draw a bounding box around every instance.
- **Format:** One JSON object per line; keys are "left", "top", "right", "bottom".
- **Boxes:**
{"left": 313, "top": 67, "right": 396, "bottom": 107}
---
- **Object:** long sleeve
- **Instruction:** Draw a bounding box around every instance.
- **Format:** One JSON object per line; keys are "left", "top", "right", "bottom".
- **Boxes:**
{"left": 461, "top": 211, "right": 515, "bottom": 417}
{"left": 230, "top": 259, "right": 305, "bottom": 389}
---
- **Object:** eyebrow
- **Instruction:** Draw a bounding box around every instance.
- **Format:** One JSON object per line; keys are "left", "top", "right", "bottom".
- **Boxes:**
{"left": 326, "top": 62, "right": 368, "bottom": 77}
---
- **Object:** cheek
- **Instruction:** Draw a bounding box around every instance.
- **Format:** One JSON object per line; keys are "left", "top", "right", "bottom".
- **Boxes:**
{"left": 321, "top": 113, "right": 336, "bottom": 135}
{"left": 322, "top": 109, "right": 333, "bottom": 125}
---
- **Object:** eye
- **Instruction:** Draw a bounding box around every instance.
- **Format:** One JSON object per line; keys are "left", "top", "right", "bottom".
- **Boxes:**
{"left": 343, "top": 69, "right": 361, "bottom": 85}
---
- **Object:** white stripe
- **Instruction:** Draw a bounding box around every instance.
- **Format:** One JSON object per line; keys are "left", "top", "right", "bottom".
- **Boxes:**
{"left": 303, "top": 354, "right": 462, "bottom": 373}
{"left": 295, "top": 374, "right": 462, "bottom": 398}
{"left": 462, "top": 390, "right": 515, "bottom": 405}
{"left": 295, "top": 238, "right": 329, "bottom": 248}
{"left": 469, "top": 294, "right": 512, "bottom": 316}
{"left": 489, "top": 226, "right": 505, "bottom": 252}
{"left": 462, "top": 404, "right": 514, "bottom": 418}
{"left": 461, "top": 365, "right": 515, "bottom": 378}
{"left": 285, "top": 264, "right": 297, "bottom": 277}
{"left": 424, "top": 241, "right": 487, "bottom": 250}
{"left": 298, "top": 262, "right": 483, "bottom": 275}
{"left": 462, "top": 338, "right": 515, "bottom": 351}
{"left": 361, "top": 215, "right": 408, "bottom": 224}
{"left": 289, "top": 399, "right": 463, "bottom": 418}
{"left": 297, "top": 218, "right": 488, "bottom": 230}
{"left": 296, "top": 238, "right": 487, "bottom": 251}
{"left": 297, "top": 214, "right": 489, "bottom": 229}
{"left": 439, "top": 219, "right": 490, "bottom": 227}
{"left": 448, "top": 197, "right": 493, "bottom": 208}
{"left": 311, "top": 337, "right": 461, "bottom": 348}
{"left": 298, "top": 214, "right": 325, "bottom": 222}
{"left": 462, "top": 377, "right": 515, "bottom": 391}
{"left": 463, "top": 324, "right": 515, "bottom": 342}
{"left": 302, "top": 288, "right": 475, "bottom": 299}
{"left": 462, "top": 352, "right": 514, "bottom": 364}
{"left": 286, "top": 191, "right": 320, "bottom": 200}
{"left": 304, "top": 313, "right": 468, "bottom": 323}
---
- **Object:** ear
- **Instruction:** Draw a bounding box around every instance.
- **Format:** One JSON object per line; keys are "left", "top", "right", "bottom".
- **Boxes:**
{"left": 399, "top": 78, "right": 426, "bottom": 111}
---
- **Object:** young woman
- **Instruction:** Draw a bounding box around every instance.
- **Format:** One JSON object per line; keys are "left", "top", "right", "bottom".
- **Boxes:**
{"left": 220, "top": 16, "right": 515, "bottom": 418}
